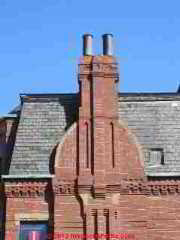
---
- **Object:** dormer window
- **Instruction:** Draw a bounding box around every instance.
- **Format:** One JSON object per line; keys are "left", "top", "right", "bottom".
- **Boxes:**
{"left": 149, "top": 148, "right": 164, "bottom": 166}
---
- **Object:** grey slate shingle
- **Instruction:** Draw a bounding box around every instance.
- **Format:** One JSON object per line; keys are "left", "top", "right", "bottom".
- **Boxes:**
{"left": 8, "top": 93, "right": 180, "bottom": 177}
{"left": 9, "top": 94, "right": 77, "bottom": 175}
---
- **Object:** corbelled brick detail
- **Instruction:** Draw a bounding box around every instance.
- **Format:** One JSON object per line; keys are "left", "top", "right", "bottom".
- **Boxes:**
{"left": 2, "top": 44, "right": 180, "bottom": 240}
{"left": 55, "top": 55, "right": 144, "bottom": 184}
{"left": 51, "top": 54, "right": 149, "bottom": 239}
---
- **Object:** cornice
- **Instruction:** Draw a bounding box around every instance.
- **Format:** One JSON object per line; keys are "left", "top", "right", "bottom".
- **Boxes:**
{"left": 120, "top": 179, "right": 180, "bottom": 196}
{"left": 4, "top": 181, "right": 48, "bottom": 198}
{"left": 3, "top": 179, "right": 180, "bottom": 198}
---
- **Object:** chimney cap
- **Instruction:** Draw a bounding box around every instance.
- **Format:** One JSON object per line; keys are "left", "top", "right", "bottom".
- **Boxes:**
{"left": 102, "top": 33, "right": 114, "bottom": 56}
{"left": 83, "top": 33, "right": 93, "bottom": 38}
{"left": 83, "top": 33, "right": 93, "bottom": 56}
{"left": 102, "top": 33, "right": 114, "bottom": 38}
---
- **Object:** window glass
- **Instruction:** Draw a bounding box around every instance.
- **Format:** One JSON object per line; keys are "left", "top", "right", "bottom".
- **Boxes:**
{"left": 149, "top": 148, "right": 164, "bottom": 166}
{"left": 20, "top": 222, "right": 48, "bottom": 240}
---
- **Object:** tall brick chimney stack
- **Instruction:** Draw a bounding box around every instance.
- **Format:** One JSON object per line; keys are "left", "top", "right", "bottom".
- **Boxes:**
{"left": 78, "top": 34, "right": 120, "bottom": 192}
{"left": 55, "top": 34, "right": 144, "bottom": 192}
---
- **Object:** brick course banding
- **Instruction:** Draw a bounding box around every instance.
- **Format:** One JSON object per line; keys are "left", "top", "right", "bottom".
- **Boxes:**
{"left": 1, "top": 36, "right": 180, "bottom": 240}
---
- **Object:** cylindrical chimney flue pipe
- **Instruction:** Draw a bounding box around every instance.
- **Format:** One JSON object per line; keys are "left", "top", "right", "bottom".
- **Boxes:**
{"left": 83, "top": 34, "right": 93, "bottom": 56}
{"left": 102, "top": 34, "right": 113, "bottom": 56}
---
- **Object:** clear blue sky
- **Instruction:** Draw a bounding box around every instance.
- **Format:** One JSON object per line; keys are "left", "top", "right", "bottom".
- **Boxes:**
{"left": 0, "top": 0, "right": 180, "bottom": 115}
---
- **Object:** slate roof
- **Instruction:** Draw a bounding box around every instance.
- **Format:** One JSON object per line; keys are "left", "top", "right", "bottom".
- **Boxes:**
{"left": 4, "top": 92, "right": 180, "bottom": 177}
{"left": 119, "top": 93, "right": 180, "bottom": 176}
{"left": 7, "top": 94, "right": 77, "bottom": 177}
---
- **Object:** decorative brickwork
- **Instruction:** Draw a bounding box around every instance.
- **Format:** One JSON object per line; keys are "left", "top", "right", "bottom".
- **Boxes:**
{"left": 4, "top": 181, "right": 48, "bottom": 198}
{"left": 2, "top": 37, "right": 180, "bottom": 240}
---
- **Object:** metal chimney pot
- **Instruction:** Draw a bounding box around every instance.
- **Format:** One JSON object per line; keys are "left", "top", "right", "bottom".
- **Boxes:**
{"left": 102, "top": 34, "right": 113, "bottom": 56}
{"left": 83, "top": 34, "right": 93, "bottom": 56}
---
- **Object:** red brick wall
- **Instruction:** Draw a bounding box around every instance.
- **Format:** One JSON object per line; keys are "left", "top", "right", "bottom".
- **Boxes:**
{"left": 4, "top": 182, "right": 180, "bottom": 240}
{"left": 3, "top": 55, "right": 180, "bottom": 240}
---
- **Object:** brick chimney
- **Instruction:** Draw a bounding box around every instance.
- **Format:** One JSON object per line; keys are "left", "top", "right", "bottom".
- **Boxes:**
{"left": 78, "top": 34, "right": 120, "bottom": 190}
{"left": 77, "top": 34, "right": 144, "bottom": 192}
{"left": 55, "top": 34, "right": 144, "bottom": 190}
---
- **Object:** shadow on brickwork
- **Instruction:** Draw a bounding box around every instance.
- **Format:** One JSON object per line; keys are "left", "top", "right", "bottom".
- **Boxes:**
{"left": 75, "top": 180, "right": 87, "bottom": 237}
{"left": 49, "top": 144, "right": 58, "bottom": 175}
{"left": 45, "top": 179, "right": 54, "bottom": 240}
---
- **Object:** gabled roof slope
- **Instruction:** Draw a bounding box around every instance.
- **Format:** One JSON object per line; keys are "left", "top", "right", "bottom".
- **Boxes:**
{"left": 5, "top": 92, "right": 180, "bottom": 177}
